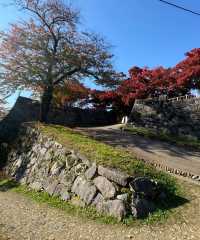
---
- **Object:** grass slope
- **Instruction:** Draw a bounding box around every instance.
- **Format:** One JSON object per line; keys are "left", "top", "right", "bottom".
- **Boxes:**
{"left": 0, "top": 123, "right": 186, "bottom": 225}
{"left": 41, "top": 125, "right": 176, "bottom": 185}
{"left": 39, "top": 124, "right": 182, "bottom": 198}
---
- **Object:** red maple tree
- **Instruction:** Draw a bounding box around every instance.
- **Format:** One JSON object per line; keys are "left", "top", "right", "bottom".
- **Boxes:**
{"left": 174, "top": 48, "right": 200, "bottom": 90}
{"left": 53, "top": 81, "right": 90, "bottom": 108}
{"left": 91, "top": 48, "right": 200, "bottom": 115}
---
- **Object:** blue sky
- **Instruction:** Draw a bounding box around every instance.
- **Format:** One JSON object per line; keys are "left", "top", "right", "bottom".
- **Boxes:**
{"left": 0, "top": 0, "right": 200, "bottom": 106}
{"left": 75, "top": 0, "right": 200, "bottom": 70}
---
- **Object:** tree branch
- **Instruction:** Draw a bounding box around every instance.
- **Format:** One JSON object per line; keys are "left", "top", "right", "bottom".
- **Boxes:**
{"left": 53, "top": 67, "right": 80, "bottom": 85}
{"left": 24, "top": 4, "right": 58, "bottom": 44}
{"left": 81, "top": 69, "right": 100, "bottom": 81}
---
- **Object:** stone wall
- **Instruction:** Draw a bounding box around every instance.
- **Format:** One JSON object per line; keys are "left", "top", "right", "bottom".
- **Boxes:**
{"left": 1, "top": 125, "right": 163, "bottom": 221}
{"left": 129, "top": 96, "right": 200, "bottom": 139}
{"left": 0, "top": 97, "right": 117, "bottom": 142}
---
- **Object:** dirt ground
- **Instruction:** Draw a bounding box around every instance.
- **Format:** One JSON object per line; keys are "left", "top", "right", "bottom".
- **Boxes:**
{"left": 0, "top": 178, "right": 199, "bottom": 240}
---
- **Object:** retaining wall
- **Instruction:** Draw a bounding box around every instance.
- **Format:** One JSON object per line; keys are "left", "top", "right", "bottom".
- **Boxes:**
{"left": 130, "top": 95, "right": 200, "bottom": 139}
{"left": 1, "top": 125, "right": 163, "bottom": 220}
{"left": 0, "top": 97, "right": 116, "bottom": 142}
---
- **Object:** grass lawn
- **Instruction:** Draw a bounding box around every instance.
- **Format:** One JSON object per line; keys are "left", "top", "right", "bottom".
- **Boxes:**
{"left": 124, "top": 125, "right": 200, "bottom": 150}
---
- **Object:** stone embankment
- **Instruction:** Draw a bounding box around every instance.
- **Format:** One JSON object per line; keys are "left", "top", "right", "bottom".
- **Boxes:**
{"left": 1, "top": 125, "right": 163, "bottom": 221}
{"left": 130, "top": 95, "right": 200, "bottom": 139}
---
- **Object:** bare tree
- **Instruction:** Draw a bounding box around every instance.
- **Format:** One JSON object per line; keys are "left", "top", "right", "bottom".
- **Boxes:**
{"left": 0, "top": 0, "right": 124, "bottom": 122}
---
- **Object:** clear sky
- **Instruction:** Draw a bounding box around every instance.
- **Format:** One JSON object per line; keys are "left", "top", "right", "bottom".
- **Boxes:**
{"left": 0, "top": 0, "right": 200, "bottom": 106}
{"left": 74, "top": 0, "right": 200, "bottom": 71}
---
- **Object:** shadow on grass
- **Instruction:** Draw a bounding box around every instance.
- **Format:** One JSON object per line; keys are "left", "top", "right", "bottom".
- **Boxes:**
{"left": 124, "top": 126, "right": 200, "bottom": 152}
{"left": 126, "top": 193, "right": 190, "bottom": 223}
{"left": 155, "top": 194, "right": 189, "bottom": 214}
{"left": 0, "top": 179, "right": 19, "bottom": 192}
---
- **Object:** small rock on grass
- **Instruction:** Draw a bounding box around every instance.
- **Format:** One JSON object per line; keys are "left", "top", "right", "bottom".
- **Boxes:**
{"left": 60, "top": 190, "right": 71, "bottom": 201}
{"left": 29, "top": 181, "right": 43, "bottom": 192}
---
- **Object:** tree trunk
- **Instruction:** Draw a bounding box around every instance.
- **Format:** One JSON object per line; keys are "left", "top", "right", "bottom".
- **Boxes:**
{"left": 40, "top": 85, "right": 53, "bottom": 123}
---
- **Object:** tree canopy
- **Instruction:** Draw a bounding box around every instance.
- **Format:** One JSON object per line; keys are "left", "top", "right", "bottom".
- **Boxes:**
{"left": 53, "top": 80, "right": 90, "bottom": 108}
{"left": 1, "top": 1, "right": 200, "bottom": 118}
{"left": 0, "top": 0, "right": 124, "bottom": 121}
{"left": 91, "top": 48, "right": 200, "bottom": 115}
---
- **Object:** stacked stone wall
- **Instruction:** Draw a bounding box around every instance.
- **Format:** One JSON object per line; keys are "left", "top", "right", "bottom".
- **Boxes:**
{"left": 1, "top": 125, "right": 163, "bottom": 220}
{"left": 130, "top": 95, "right": 200, "bottom": 139}
{"left": 0, "top": 96, "right": 116, "bottom": 142}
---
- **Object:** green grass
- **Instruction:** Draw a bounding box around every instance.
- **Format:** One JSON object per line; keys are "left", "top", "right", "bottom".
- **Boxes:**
{"left": 0, "top": 179, "right": 187, "bottom": 226}
{"left": 38, "top": 123, "right": 188, "bottom": 223}
{"left": 0, "top": 123, "right": 186, "bottom": 225}
{"left": 124, "top": 126, "right": 200, "bottom": 150}
{"left": 39, "top": 124, "right": 179, "bottom": 197}
{"left": 0, "top": 179, "right": 118, "bottom": 225}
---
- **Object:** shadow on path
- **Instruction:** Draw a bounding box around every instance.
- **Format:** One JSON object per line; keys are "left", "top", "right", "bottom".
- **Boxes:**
{"left": 0, "top": 179, "right": 19, "bottom": 192}
{"left": 77, "top": 127, "right": 200, "bottom": 176}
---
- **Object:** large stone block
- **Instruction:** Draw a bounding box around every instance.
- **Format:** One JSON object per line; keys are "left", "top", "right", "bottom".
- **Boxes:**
{"left": 92, "top": 193, "right": 104, "bottom": 210}
{"left": 45, "top": 180, "right": 59, "bottom": 196}
{"left": 53, "top": 183, "right": 66, "bottom": 197}
{"left": 105, "top": 200, "right": 126, "bottom": 221}
{"left": 93, "top": 176, "right": 116, "bottom": 199}
{"left": 85, "top": 163, "right": 97, "bottom": 180}
{"left": 71, "top": 176, "right": 97, "bottom": 205}
{"left": 98, "top": 166, "right": 129, "bottom": 187}
{"left": 50, "top": 162, "right": 64, "bottom": 176}
{"left": 131, "top": 194, "right": 156, "bottom": 218}
{"left": 58, "top": 169, "right": 76, "bottom": 191}
{"left": 129, "top": 177, "right": 158, "bottom": 200}
{"left": 65, "top": 154, "right": 79, "bottom": 169}
{"left": 92, "top": 194, "right": 126, "bottom": 221}
{"left": 73, "top": 163, "right": 88, "bottom": 176}
{"left": 76, "top": 153, "right": 90, "bottom": 167}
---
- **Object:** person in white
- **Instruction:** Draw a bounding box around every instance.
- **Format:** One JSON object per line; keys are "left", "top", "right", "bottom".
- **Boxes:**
{"left": 121, "top": 116, "right": 128, "bottom": 124}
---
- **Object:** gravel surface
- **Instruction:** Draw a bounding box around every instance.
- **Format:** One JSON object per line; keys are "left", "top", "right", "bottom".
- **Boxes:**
{"left": 0, "top": 181, "right": 200, "bottom": 240}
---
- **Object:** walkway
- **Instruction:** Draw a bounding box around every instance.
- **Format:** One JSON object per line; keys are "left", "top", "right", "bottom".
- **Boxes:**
{"left": 77, "top": 125, "right": 200, "bottom": 177}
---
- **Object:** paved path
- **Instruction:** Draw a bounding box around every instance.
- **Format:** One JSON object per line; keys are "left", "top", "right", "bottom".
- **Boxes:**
{"left": 77, "top": 125, "right": 200, "bottom": 177}
{"left": 0, "top": 182, "right": 200, "bottom": 240}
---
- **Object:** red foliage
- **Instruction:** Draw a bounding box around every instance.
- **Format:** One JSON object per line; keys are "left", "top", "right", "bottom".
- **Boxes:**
{"left": 91, "top": 48, "right": 200, "bottom": 114}
{"left": 53, "top": 81, "right": 90, "bottom": 108}
{"left": 53, "top": 48, "right": 200, "bottom": 115}
{"left": 174, "top": 48, "right": 200, "bottom": 89}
